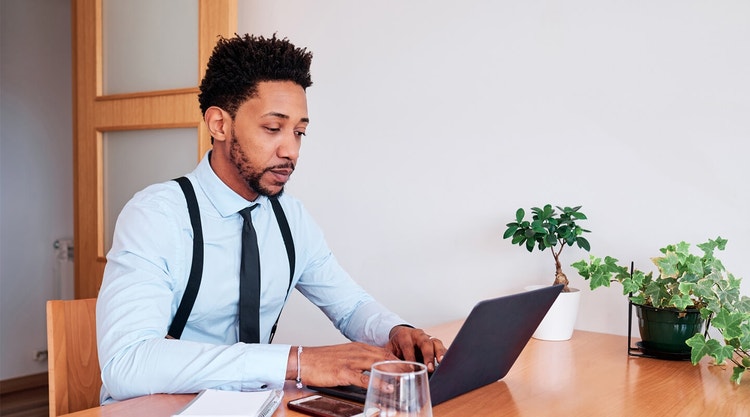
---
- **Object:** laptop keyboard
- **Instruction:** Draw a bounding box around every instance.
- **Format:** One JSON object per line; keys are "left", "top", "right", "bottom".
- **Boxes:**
{"left": 336, "top": 385, "right": 367, "bottom": 395}
{"left": 308, "top": 384, "right": 368, "bottom": 403}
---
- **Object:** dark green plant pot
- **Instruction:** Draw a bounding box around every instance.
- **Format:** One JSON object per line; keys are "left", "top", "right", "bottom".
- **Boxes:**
{"left": 635, "top": 304, "right": 705, "bottom": 355}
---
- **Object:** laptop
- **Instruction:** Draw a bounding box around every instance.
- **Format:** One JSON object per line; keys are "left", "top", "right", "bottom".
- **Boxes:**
{"left": 310, "top": 284, "right": 563, "bottom": 406}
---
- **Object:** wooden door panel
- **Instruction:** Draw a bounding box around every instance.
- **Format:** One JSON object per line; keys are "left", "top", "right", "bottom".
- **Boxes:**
{"left": 72, "top": 0, "right": 236, "bottom": 298}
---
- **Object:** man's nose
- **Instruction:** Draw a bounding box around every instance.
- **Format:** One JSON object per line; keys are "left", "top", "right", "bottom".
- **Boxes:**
{"left": 278, "top": 131, "right": 300, "bottom": 161}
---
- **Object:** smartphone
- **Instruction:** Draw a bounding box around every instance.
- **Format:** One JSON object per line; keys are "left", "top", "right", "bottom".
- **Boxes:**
{"left": 287, "top": 394, "right": 364, "bottom": 417}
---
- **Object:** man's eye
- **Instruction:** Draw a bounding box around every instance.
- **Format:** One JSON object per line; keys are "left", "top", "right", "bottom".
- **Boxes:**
{"left": 295, "top": 131, "right": 306, "bottom": 137}
{"left": 265, "top": 127, "right": 281, "bottom": 133}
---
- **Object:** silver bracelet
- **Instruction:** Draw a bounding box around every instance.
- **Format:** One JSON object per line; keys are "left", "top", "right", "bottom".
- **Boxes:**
{"left": 296, "top": 345, "right": 303, "bottom": 389}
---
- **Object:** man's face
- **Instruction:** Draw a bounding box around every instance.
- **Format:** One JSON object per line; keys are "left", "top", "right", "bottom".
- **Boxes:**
{"left": 227, "top": 81, "right": 309, "bottom": 198}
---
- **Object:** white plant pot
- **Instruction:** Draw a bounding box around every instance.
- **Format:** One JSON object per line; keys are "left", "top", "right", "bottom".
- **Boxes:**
{"left": 525, "top": 285, "right": 581, "bottom": 341}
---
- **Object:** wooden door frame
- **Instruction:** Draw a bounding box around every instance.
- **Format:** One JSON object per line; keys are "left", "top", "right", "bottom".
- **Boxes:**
{"left": 72, "top": 0, "right": 237, "bottom": 298}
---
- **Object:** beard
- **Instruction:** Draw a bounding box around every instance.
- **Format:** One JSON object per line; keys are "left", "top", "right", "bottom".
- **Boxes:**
{"left": 228, "top": 130, "right": 294, "bottom": 198}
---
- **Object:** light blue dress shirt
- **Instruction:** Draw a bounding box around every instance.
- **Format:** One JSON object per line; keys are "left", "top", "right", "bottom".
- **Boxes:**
{"left": 97, "top": 152, "right": 407, "bottom": 403}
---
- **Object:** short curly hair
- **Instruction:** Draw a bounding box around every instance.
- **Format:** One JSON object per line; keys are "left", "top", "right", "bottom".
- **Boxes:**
{"left": 198, "top": 33, "right": 313, "bottom": 117}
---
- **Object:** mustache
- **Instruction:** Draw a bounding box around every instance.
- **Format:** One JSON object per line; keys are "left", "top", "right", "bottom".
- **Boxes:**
{"left": 264, "top": 162, "right": 295, "bottom": 172}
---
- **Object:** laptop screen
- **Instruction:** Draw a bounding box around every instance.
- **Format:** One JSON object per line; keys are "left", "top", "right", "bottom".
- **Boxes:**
{"left": 310, "top": 284, "right": 563, "bottom": 406}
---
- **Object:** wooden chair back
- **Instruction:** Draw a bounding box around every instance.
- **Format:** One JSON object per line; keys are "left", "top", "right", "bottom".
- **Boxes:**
{"left": 46, "top": 298, "right": 101, "bottom": 416}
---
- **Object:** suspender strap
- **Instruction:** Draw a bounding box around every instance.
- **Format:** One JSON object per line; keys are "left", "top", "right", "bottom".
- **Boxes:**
{"left": 167, "top": 177, "right": 296, "bottom": 342}
{"left": 269, "top": 197, "right": 295, "bottom": 285}
{"left": 167, "top": 177, "right": 204, "bottom": 339}
{"left": 269, "top": 196, "right": 295, "bottom": 342}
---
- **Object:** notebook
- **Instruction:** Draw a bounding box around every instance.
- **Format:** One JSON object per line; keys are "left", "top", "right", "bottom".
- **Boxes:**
{"left": 311, "top": 284, "right": 563, "bottom": 406}
{"left": 173, "top": 388, "right": 283, "bottom": 417}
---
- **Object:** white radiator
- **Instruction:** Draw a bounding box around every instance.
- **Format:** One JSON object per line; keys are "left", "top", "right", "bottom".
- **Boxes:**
{"left": 54, "top": 238, "right": 74, "bottom": 300}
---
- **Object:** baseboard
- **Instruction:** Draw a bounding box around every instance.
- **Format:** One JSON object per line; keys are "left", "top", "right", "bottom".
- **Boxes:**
{"left": 0, "top": 372, "right": 48, "bottom": 395}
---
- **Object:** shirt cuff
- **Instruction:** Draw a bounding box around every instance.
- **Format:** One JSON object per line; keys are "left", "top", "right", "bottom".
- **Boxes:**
{"left": 345, "top": 300, "right": 409, "bottom": 346}
{"left": 241, "top": 343, "right": 291, "bottom": 391}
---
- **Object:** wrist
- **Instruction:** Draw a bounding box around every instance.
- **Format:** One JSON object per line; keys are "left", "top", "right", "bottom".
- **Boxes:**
{"left": 285, "top": 345, "right": 305, "bottom": 388}
{"left": 286, "top": 346, "right": 298, "bottom": 380}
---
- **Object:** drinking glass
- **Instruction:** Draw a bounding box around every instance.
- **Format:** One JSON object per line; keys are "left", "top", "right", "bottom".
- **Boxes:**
{"left": 363, "top": 360, "right": 432, "bottom": 417}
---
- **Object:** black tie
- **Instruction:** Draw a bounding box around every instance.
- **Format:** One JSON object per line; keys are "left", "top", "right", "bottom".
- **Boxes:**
{"left": 238, "top": 204, "right": 261, "bottom": 343}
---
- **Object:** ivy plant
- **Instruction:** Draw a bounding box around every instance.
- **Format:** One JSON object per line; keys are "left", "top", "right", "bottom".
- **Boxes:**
{"left": 503, "top": 204, "right": 591, "bottom": 292}
{"left": 572, "top": 237, "right": 750, "bottom": 384}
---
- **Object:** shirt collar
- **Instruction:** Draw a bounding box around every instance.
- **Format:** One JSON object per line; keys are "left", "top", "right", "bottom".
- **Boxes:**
{"left": 193, "top": 151, "right": 269, "bottom": 218}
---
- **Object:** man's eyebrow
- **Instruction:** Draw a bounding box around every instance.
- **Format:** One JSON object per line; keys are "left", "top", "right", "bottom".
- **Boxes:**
{"left": 262, "top": 112, "right": 309, "bottom": 123}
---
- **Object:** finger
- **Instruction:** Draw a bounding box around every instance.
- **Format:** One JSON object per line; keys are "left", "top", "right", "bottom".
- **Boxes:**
{"left": 399, "top": 340, "right": 417, "bottom": 362}
{"left": 433, "top": 338, "right": 448, "bottom": 362}
{"left": 429, "top": 338, "right": 448, "bottom": 372}
{"left": 353, "top": 369, "right": 370, "bottom": 389}
{"left": 385, "top": 339, "right": 402, "bottom": 359}
{"left": 384, "top": 349, "right": 399, "bottom": 361}
{"left": 416, "top": 337, "right": 438, "bottom": 371}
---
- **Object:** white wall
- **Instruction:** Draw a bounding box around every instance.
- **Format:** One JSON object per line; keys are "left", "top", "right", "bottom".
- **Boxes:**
{"left": 1, "top": 0, "right": 748, "bottom": 380}
{"left": 239, "top": 1, "right": 750, "bottom": 345}
{"left": 0, "top": 0, "right": 73, "bottom": 379}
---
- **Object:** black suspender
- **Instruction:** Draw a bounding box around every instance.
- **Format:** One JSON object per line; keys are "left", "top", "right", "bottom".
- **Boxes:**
{"left": 167, "top": 177, "right": 205, "bottom": 339}
{"left": 167, "top": 176, "right": 295, "bottom": 342}
{"left": 268, "top": 197, "right": 295, "bottom": 342}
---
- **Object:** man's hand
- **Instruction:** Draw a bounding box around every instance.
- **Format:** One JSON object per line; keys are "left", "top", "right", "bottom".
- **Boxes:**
{"left": 385, "top": 326, "right": 447, "bottom": 372}
{"left": 287, "top": 343, "right": 397, "bottom": 389}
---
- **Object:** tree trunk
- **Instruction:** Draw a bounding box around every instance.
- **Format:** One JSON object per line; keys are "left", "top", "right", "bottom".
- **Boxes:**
{"left": 553, "top": 257, "right": 570, "bottom": 292}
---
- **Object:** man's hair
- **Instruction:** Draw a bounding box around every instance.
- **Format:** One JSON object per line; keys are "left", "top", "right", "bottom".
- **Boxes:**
{"left": 198, "top": 33, "right": 313, "bottom": 117}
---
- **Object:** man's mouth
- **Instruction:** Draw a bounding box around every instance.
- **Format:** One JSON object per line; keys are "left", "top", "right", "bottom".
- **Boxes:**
{"left": 267, "top": 165, "right": 294, "bottom": 183}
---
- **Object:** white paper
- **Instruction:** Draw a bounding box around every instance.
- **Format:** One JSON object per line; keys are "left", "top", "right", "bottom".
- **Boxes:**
{"left": 173, "top": 389, "right": 283, "bottom": 417}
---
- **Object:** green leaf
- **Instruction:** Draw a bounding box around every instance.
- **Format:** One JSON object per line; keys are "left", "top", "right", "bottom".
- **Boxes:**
{"left": 502, "top": 225, "right": 518, "bottom": 239}
{"left": 739, "top": 321, "right": 750, "bottom": 349}
{"left": 630, "top": 294, "right": 646, "bottom": 305}
{"left": 731, "top": 366, "right": 745, "bottom": 384}
{"left": 735, "top": 296, "right": 750, "bottom": 315}
{"left": 670, "top": 293, "right": 694, "bottom": 310}
{"left": 655, "top": 252, "right": 679, "bottom": 278}
{"left": 571, "top": 259, "right": 590, "bottom": 277}
{"left": 677, "top": 281, "right": 695, "bottom": 294}
{"left": 576, "top": 237, "right": 591, "bottom": 251}
{"left": 532, "top": 223, "right": 547, "bottom": 235}
{"left": 588, "top": 268, "right": 612, "bottom": 290}
{"left": 644, "top": 280, "right": 672, "bottom": 308}
{"left": 686, "top": 256, "right": 704, "bottom": 277}
{"left": 685, "top": 334, "right": 733, "bottom": 366}
{"left": 686, "top": 333, "right": 710, "bottom": 365}
{"left": 712, "top": 308, "right": 745, "bottom": 339}
{"left": 675, "top": 241, "right": 691, "bottom": 257}
{"left": 621, "top": 276, "right": 641, "bottom": 295}
{"left": 715, "top": 344, "right": 737, "bottom": 365}
{"left": 515, "top": 208, "right": 525, "bottom": 223}
{"left": 542, "top": 204, "right": 554, "bottom": 218}
{"left": 571, "top": 211, "right": 587, "bottom": 220}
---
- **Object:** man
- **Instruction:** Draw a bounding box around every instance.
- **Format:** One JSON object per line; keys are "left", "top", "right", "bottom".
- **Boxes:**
{"left": 96, "top": 34, "right": 446, "bottom": 403}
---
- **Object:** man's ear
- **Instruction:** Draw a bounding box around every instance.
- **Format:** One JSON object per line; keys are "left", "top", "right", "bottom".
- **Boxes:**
{"left": 204, "top": 106, "right": 231, "bottom": 142}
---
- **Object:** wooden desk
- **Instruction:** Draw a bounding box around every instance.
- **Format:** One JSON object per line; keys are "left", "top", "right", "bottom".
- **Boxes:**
{"left": 62, "top": 322, "right": 750, "bottom": 417}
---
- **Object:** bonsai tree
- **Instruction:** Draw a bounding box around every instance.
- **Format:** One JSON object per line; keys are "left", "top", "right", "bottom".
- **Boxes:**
{"left": 572, "top": 237, "right": 750, "bottom": 384}
{"left": 503, "top": 204, "right": 591, "bottom": 292}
